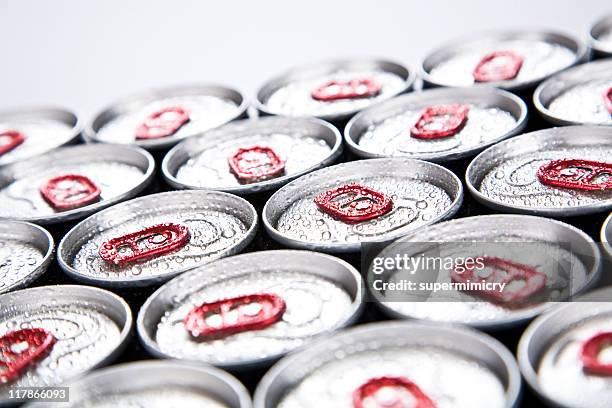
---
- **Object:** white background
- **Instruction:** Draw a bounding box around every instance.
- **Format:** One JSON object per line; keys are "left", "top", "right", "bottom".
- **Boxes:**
{"left": 0, "top": 0, "right": 609, "bottom": 119}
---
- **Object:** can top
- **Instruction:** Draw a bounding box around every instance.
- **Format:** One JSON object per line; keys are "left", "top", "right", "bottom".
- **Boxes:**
{"left": 602, "top": 212, "right": 612, "bottom": 260}
{"left": 0, "top": 220, "right": 54, "bottom": 295}
{"left": 421, "top": 30, "right": 586, "bottom": 91}
{"left": 254, "top": 321, "right": 521, "bottom": 408}
{"left": 0, "top": 107, "right": 80, "bottom": 167}
{"left": 86, "top": 84, "right": 248, "bottom": 151}
{"left": 23, "top": 360, "right": 252, "bottom": 408}
{"left": 345, "top": 87, "right": 527, "bottom": 162}
{"left": 0, "top": 144, "right": 155, "bottom": 224}
{"left": 534, "top": 59, "right": 612, "bottom": 126}
{"left": 137, "top": 250, "right": 363, "bottom": 370}
{"left": 162, "top": 116, "right": 343, "bottom": 195}
{"left": 371, "top": 214, "right": 600, "bottom": 330}
{"left": 263, "top": 158, "right": 463, "bottom": 253}
{"left": 467, "top": 125, "right": 612, "bottom": 216}
{"left": 255, "top": 59, "right": 414, "bottom": 122}
{"left": 58, "top": 190, "right": 258, "bottom": 288}
{"left": 589, "top": 13, "right": 612, "bottom": 56}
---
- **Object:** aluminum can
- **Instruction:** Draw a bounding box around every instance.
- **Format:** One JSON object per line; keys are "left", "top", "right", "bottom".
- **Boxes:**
{"left": 263, "top": 158, "right": 463, "bottom": 253}
{"left": 255, "top": 59, "right": 414, "bottom": 124}
{"left": 534, "top": 59, "right": 612, "bottom": 126}
{"left": 23, "top": 360, "right": 252, "bottom": 408}
{"left": 589, "top": 13, "right": 612, "bottom": 58}
{"left": 0, "top": 107, "right": 80, "bottom": 167}
{"left": 518, "top": 286, "right": 612, "bottom": 408}
{"left": 466, "top": 126, "right": 612, "bottom": 217}
{"left": 162, "top": 116, "right": 342, "bottom": 195}
{"left": 345, "top": 87, "right": 527, "bottom": 162}
{"left": 370, "top": 214, "right": 600, "bottom": 330}
{"left": 0, "top": 221, "right": 53, "bottom": 295}
{"left": 254, "top": 321, "right": 521, "bottom": 408}
{"left": 421, "top": 30, "right": 587, "bottom": 92}
{"left": 602, "top": 213, "right": 612, "bottom": 260}
{"left": 0, "top": 144, "right": 155, "bottom": 225}
{"left": 137, "top": 250, "right": 363, "bottom": 371}
{"left": 0, "top": 285, "right": 131, "bottom": 404}
{"left": 86, "top": 84, "right": 248, "bottom": 151}
{"left": 58, "top": 190, "right": 257, "bottom": 288}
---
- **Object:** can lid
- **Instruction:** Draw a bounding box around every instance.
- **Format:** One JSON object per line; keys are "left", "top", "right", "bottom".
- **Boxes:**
{"left": 589, "top": 13, "right": 612, "bottom": 57}
{"left": 602, "top": 213, "right": 612, "bottom": 260}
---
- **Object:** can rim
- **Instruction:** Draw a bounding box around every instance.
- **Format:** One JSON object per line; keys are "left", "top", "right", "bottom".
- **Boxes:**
{"left": 588, "top": 12, "right": 612, "bottom": 56}
{"left": 602, "top": 212, "right": 612, "bottom": 260}
{"left": 344, "top": 87, "right": 529, "bottom": 162}
{"left": 84, "top": 83, "right": 250, "bottom": 151}
{"left": 57, "top": 190, "right": 258, "bottom": 288}
{"left": 465, "top": 125, "right": 612, "bottom": 216}
{"left": 161, "top": 116, "right": 343, "bottom": 194}
{"left": 0, "top": 220, "right": 55, "bottom": 295}
{"left": 533, "top": 58, "right": 612, "bottom": 126}
{"left": 254, "top": 58, "right": 416, "bottom": 122}
{"left": 136, "top": 249, "right": 365, "bottom": 371}
{"left": 254, "top": 321, "right": 522, "bottom": 408}
{"left": 420, "top": 29, "right": 588, "bottom": 91}
{"left": 263, "top": 157, "right": 464, "bottom": 253}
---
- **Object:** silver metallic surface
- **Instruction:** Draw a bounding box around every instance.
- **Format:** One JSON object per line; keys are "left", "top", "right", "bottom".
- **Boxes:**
{"left": 589, "top": 13, "right": 612, "bottom": 57}
{"left": 602, "top": 213, "right": 612, "bottom": 260}
{"left": 162, "top": 116, "right": 342, "bottom": 194}
{"left": 345, "top": 87, "right": 527, "bottom": 162}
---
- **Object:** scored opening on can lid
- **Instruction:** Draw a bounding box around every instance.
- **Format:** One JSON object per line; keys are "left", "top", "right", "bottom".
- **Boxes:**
{"left": 589, "top": 13, "right": 612, "bottom": 57}
{"left": 255, "top": 59, "right": 415, "bottom": 123}
{"left": 263, "top": 158, "right": 463, "bottom": 253}
{"left": 421, "top": 30, "right": 587, "bottom": 91}
{"left": 58, "top": 190, "right": 258, "bottom": 288}
{"left": 22, "top": 360, "right": 252, "bottom": 408}
{"left": 254, "top": 321, "right": 521, "bottom": 408}
{"left": 466, "top": 125, "right": 612, "bottom": 217}
{"left": 370, "top": 214, "right": 601, "bottom": 331}
{"left": 345, "top": 87, "right": 528, "bottom": 162}
{"left": 85, "top": 84, "right": 249, "bottom": 151}
{"left": 0, "top": 220, "right": 54, "bottom": 295}
{"left": 162, "top": 116, "right": 343, "bottom": 195}
{"left": 0, "top": 107, "right": 81, "bottom": 168}
{"left": 136, "top": 250, "right": 364, "bottom": 371}
{"left": 534, "top": 59, "right": 612, "bottom": 126}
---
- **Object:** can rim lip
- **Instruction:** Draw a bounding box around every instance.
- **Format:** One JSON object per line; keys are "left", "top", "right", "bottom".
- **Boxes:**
{"left": 588, "top": 12, "right": 612, "bottom": 56}
{"left": 0, "top": 106, "right": 82, "bottom": 167}
{"left": 57, "top": 190, "right": 259, "bottom": 287}
{"left": 262, "top": 157, "right": 464, "bottom": 253}
{"left": 344, "top": 87, "right": 529, "bottom": 162}
{"left": 0, "top": 143, "right": 156, "bottom": 225}
{"left": 420, "top": 29, "right": 588, "bottom": 92}
{"left": 369, "top": 213, "right": 602, "bottom": 330}
{"left": 517, "top": 286, "right": 612, "bottom": 407}
{"left": 533, "top": 58, "right": 612, "bottom": 126}
{"left": 254, "top": 58, "right": 416, "bottom": 122}
{"left": 161, "top": 116, "right": 344, "bottom": 194}
{"left": 253, "top": 320, "right": 522, "bottom": 408}
{"left": 465, "top": 125, "right": 612, "bottom": 216}
{"left": 0, "top": 220, "right": 55, "bottom": 295}
{"left": 602, "top": 212, "right": 612, "bottom": 259}
{"left": 84, "top": 83, "right": 250, "bottom": 151}
{"left": 136, "top": 249, "right": 364, "bottom": 371}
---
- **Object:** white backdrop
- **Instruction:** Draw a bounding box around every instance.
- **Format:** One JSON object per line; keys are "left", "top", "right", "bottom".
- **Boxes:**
{"left": 0, "top": 0, "right": 609, "bottom": 119}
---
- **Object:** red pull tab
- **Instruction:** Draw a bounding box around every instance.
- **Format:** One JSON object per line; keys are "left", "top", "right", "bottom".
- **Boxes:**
{"left": 604, "top": 87, "right": 612, "bottom": 115}
{"left": 0, "top": 328, "right": 55, "bottom": 384}
{"left": 135, "top": 106, "right": 190, "bottom": 140}
{"left": 228, "top": 146, "right": 285, "bottom": 182}
{"left": 537, "top": 159, "right": 612, "bottom": 191}
{"left": 353, "top": 377, "right": 436, "bottom": 408}
{"left": 99, "top": 223, "right": 189, "bottom": 266}
{"left": 184, "top": 293, "right": 286, "bottom": 339}
{"left": 473, "top": 51, "right": 523, "bottom": 82}
{"left": 581, "top": 332, "right": 612, "bottom": 376}
{"left": 311, "top": 78, "right": 381, "bottom": 102}
{"left": 40, "top": 174, "right": 101, "bottom": 211}
{"left": 0, "top": 130, "right": 25, "bottom": 156}
{"left": 410, "top": 104, "right": 469, "bottom": 139}
{"left": 450, "top": 256, "right": 547, "bottom": 304}
{"left": 314, "top": 183, "right": 393, "bottom": 223}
